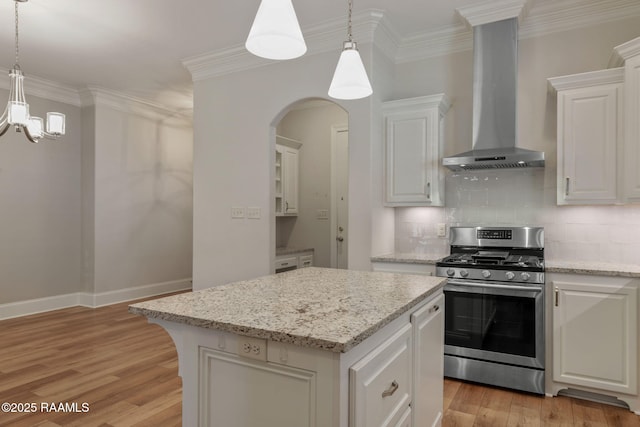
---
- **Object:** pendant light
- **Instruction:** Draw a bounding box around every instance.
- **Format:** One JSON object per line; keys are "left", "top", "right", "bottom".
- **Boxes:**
{"left": 0, "top": 0, "right": 65, "bottom": 143}
{"left": 328, "top": 0, "right": 372, "bottom": 100}
{"left": 246, "top": 0, "right": 307, "bottom": 60}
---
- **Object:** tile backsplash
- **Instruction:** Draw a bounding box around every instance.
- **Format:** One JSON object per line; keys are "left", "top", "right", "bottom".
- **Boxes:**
{"left": 394, "top": 168, "right": 640, "bottom": 264}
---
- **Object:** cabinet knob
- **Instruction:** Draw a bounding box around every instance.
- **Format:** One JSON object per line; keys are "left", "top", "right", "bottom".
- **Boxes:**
{"left": 336, "top": 236, "right": 344, "bottom": 242}
{"left": 429, "top": 304, "right": 440, "bottom": 313}
{"left": 565, "top": 177, "right": 570, "bottom": 196}
{"left": 381, "top": 380, "right": 399, "bottom": 398}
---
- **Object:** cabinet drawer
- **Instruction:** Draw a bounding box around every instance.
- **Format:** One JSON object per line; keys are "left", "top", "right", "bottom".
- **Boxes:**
{"left": 299, "top": 254, "right": 313, "bottom": 268}
{"left": 392, "top": 406, "right": 412, "bottom": 427}
{"left": 274, "top": 256, "right": 297, "bottom": 270}
{"left": 350, "top": 323, "right": 413, "bottom": 427}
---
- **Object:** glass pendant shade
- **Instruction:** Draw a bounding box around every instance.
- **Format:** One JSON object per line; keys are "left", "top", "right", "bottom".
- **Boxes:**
{"left": 8, "top": 101, "right": 29, "bottom": 125}
{"left": 27, "top": 116, "right": 43, "bottom": 140}
{"left": 46, "top": 112, "right": 65, "bottom": 135}
{"left": 245, "top": 0, "right": 307, "bottom": 60}
{"left": 328, "top": 42, "right": 373, "bottom": 100}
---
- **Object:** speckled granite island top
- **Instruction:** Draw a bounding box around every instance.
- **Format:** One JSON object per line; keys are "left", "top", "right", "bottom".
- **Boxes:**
{"left": 129, "top": 267, "right": 445, "bottom": 353}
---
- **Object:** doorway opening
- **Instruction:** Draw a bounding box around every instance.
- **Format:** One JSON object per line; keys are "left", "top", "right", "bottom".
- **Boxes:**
{"left": 273, "top": 99, "right": 349, "bottom": 269}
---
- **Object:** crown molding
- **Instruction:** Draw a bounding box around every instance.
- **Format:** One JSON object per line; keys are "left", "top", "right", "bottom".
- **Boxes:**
{"left": 183, "top": 9, "right": 388, "bottom": 81}
{"left": 0, "top": 67, "right": 82, "bottom": 107}
{"left": 609, "top": 36, "right": 640, "bottom": 67}
{"left": 547, "top": 67, "right": 624, "bottom": 92}
{"left": 519, "top": 0, "right": 640, "bottom": 41}
{"left": 185, "top": 0, "right": 640, "bottom": 77}
{"left": 456, "top": 0, "right": 529, "bottom": 29}
{"left": 80, "top": 86, "right": 192, "bottom": 124}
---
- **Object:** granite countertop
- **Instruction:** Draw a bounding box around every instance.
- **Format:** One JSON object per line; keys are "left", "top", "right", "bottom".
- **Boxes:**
{"left": 545, "top": 261, "right": 640, "bottom": 278}
{"left": 276, "top": 246, "right": 315, "bottom": 256}
{"left": 371, "top": 253, "right": 446, "bottom": 265}
{"left": 371, "top": 252, "right": 640, "bottom": 278}
{"left": 129, "top": 267, "right": 445, "bottom": 353}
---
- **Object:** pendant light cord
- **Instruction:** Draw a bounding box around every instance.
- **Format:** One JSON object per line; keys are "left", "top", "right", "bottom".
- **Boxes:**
{"left": 347, "top": 0, "right": 353, "bottom": 42}
{"left": 14, "top": 0, "right": 20, "bottom": 68}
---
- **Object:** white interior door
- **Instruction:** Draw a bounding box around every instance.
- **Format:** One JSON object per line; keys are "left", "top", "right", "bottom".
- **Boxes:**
{"left": 332, "top": 126, "right": 349, "bottom": 269}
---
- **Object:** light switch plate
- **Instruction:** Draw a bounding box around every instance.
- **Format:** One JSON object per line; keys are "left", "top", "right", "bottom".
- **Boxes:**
{"left": 317, "top": 209, "right": 329, "bottom": 220}
{"left": 231, "top": 207, "right": 245, "bottom": 219}
{"left": 247, "top": 207, "right": 261, "bottom": 219}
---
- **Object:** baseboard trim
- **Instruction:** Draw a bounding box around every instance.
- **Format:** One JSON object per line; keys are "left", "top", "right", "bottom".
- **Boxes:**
{"left": 0, "top": 278, "right": 192, "bottom": 321}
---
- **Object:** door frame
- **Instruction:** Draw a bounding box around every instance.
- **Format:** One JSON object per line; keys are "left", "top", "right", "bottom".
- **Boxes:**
{"left": 331, "top": 124, "right": 348, "bottom": 269}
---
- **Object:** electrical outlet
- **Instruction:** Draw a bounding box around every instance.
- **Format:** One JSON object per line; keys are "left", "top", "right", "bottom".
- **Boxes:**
{"left": 237, "top": 337, "right": 267, "bottom": 361}
{"left": 247, "top": 207, "right": 261, "bottom": 219}
{"left": 437, "top": 223, "right": 446, "bottom": 237}
{"left": 231, "top": 207, "right": 245, "bottom": 219}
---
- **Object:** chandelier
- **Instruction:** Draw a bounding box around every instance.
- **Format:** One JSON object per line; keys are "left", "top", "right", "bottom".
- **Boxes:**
{"left": 0, "top": 0, "right": 65, "bottom": 143}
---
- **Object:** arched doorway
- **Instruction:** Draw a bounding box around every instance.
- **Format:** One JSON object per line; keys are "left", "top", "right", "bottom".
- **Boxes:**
{"left": 273, "top": 99, "right": 348, "bottom": 269}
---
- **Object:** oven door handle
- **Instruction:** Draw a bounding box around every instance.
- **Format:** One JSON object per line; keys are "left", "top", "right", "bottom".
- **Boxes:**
{"left": 445, "top": 279, "right": 543, "bottom": 294}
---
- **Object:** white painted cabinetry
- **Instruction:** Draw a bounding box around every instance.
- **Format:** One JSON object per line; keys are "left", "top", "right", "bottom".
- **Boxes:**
{"left": 382, "top": 95, "right": 450, "bottom": 207}
{"left": 275, "top": 135, "right": 301, "bottom": 216}
{"left": 549, "top": 273, "right": 638, "bottom": 411}
{"left": 411, "top": 293, "right": 444, "bottom": 427}
{"left": 548, "top": 69, "right": 623, "bottom": 205}
{"left": 550, "top": 36, "right": 640, "bottom": 205}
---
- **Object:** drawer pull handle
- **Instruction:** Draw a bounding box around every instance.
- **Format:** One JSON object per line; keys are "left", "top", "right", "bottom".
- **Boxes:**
{"left": 382, "top": 380, "right": 399, "bottom": 398}
{"left": 429, "top": 304, "right": 440, "bottom": 313}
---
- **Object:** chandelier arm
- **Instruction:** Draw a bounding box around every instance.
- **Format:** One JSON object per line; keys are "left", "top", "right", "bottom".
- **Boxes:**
{"left": 23, "top": 125, "right": 39, "bottom": 143}
{"left": 0, "top": 122, "right": 9, "bottom": 138}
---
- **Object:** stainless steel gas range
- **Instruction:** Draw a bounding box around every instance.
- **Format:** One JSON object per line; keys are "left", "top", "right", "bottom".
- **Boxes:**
{"left": 436, "top": 226, "right": 545, "bottom": 395}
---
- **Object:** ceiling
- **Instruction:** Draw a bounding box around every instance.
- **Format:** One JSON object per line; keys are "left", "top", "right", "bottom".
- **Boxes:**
{"left": 0, "top": 0, "right": 636, "bottom": 112}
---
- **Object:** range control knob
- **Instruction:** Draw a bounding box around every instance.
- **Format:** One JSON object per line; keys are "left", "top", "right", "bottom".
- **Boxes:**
{"left": 460, "top": 269, "right": 469, "bottom": 278}
{"left": 520, "top": 272, "right": 531, "bottom": 281}
{"left": 446, "top": 268, "right": 455, "bottom": 277}
{"left": 505, "top": 271, "right": 515, "bottom": 280}
{"left": 482, "top": 270, "right": 491, "bottom": 278}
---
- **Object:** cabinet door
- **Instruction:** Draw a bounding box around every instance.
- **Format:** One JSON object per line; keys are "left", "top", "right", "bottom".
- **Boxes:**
{"left": 283, "top": 147, "right": 299, "bottom": 215}
{"left": 553, "top": 280, "right": 637, "bottom": 394}
{"left": 556, "top": 83, "right": 621, "bottom": 204}
{"left": 624, "top": 54, "right": 640, "bottom": 201}
{"left": 383, "top": 95, "right": 449, "bottom": 207}
{"left": 199, "top": 347, "right": 317, "bottom": 427}
{"left": 411, "top": 293, "right": 444, "bottom": 427}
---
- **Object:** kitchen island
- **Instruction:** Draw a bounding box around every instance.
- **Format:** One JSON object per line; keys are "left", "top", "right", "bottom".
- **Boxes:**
{"left": 129, "top": 267, "right": 446, "bottom": 427}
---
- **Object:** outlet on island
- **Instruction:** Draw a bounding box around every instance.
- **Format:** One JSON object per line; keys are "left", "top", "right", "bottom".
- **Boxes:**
{"left": 237, "top": 336, "right": 267, "bottom": 361}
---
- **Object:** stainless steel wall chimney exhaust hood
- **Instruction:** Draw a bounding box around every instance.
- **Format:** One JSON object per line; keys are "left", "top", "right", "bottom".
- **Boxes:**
{"left": 443, "top": 11, "right": 544, "bottom": 171}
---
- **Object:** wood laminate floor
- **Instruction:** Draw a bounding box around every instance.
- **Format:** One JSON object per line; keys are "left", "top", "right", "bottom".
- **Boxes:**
{"left": 0, "top": 296, "right": 638, "bottom": 426}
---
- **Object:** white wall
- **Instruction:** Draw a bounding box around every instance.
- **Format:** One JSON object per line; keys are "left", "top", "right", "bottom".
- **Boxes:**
{"left": 390, "top": 17, "right": 640, "bottom": 264}
{"left": 0, "top": 92, "right": 83, "bottom": 304}
{"left": 89, "top": 98, "right": 193, "bottom": 293}
{"left": 192, "top": 47, "right": 378, "bottom": 289}
{"left": 0, "top": 87, "right": 194, "bottom": 315}
{"left": 276, "top": 102, "right": 347, "bottom": 268}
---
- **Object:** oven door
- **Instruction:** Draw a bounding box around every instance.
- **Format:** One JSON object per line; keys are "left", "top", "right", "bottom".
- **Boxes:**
{"left": 444, "top": 279, "right": 544, "bottom": 369}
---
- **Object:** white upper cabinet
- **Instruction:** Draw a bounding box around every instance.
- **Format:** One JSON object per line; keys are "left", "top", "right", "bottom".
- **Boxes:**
{"left": 548, "top": 69, "right": 623, "bottom": 205}
{"left": 382, "top": 94, "right": 450, "bottom": 207}
{"left": 275, "top": 135, "right": 301, "bottom": 216}
{"left": 550, "top": 36, "right": 640, "bottom": 205}
{"left": 615, "top": 38, "right": 640, "bottom": 202}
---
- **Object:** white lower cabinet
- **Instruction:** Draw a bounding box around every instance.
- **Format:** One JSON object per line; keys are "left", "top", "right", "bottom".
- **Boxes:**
{"left": 411, "top": 293, "right": 444, "bottom": 427}
{"left": 157, "top": 289, "right": 444, "bottom": 426}
{"left": 350, "top": 324, "right": 412, "bottom": 427}
{"left": 550, "top": 273, "right": 638, "bottom": 411}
